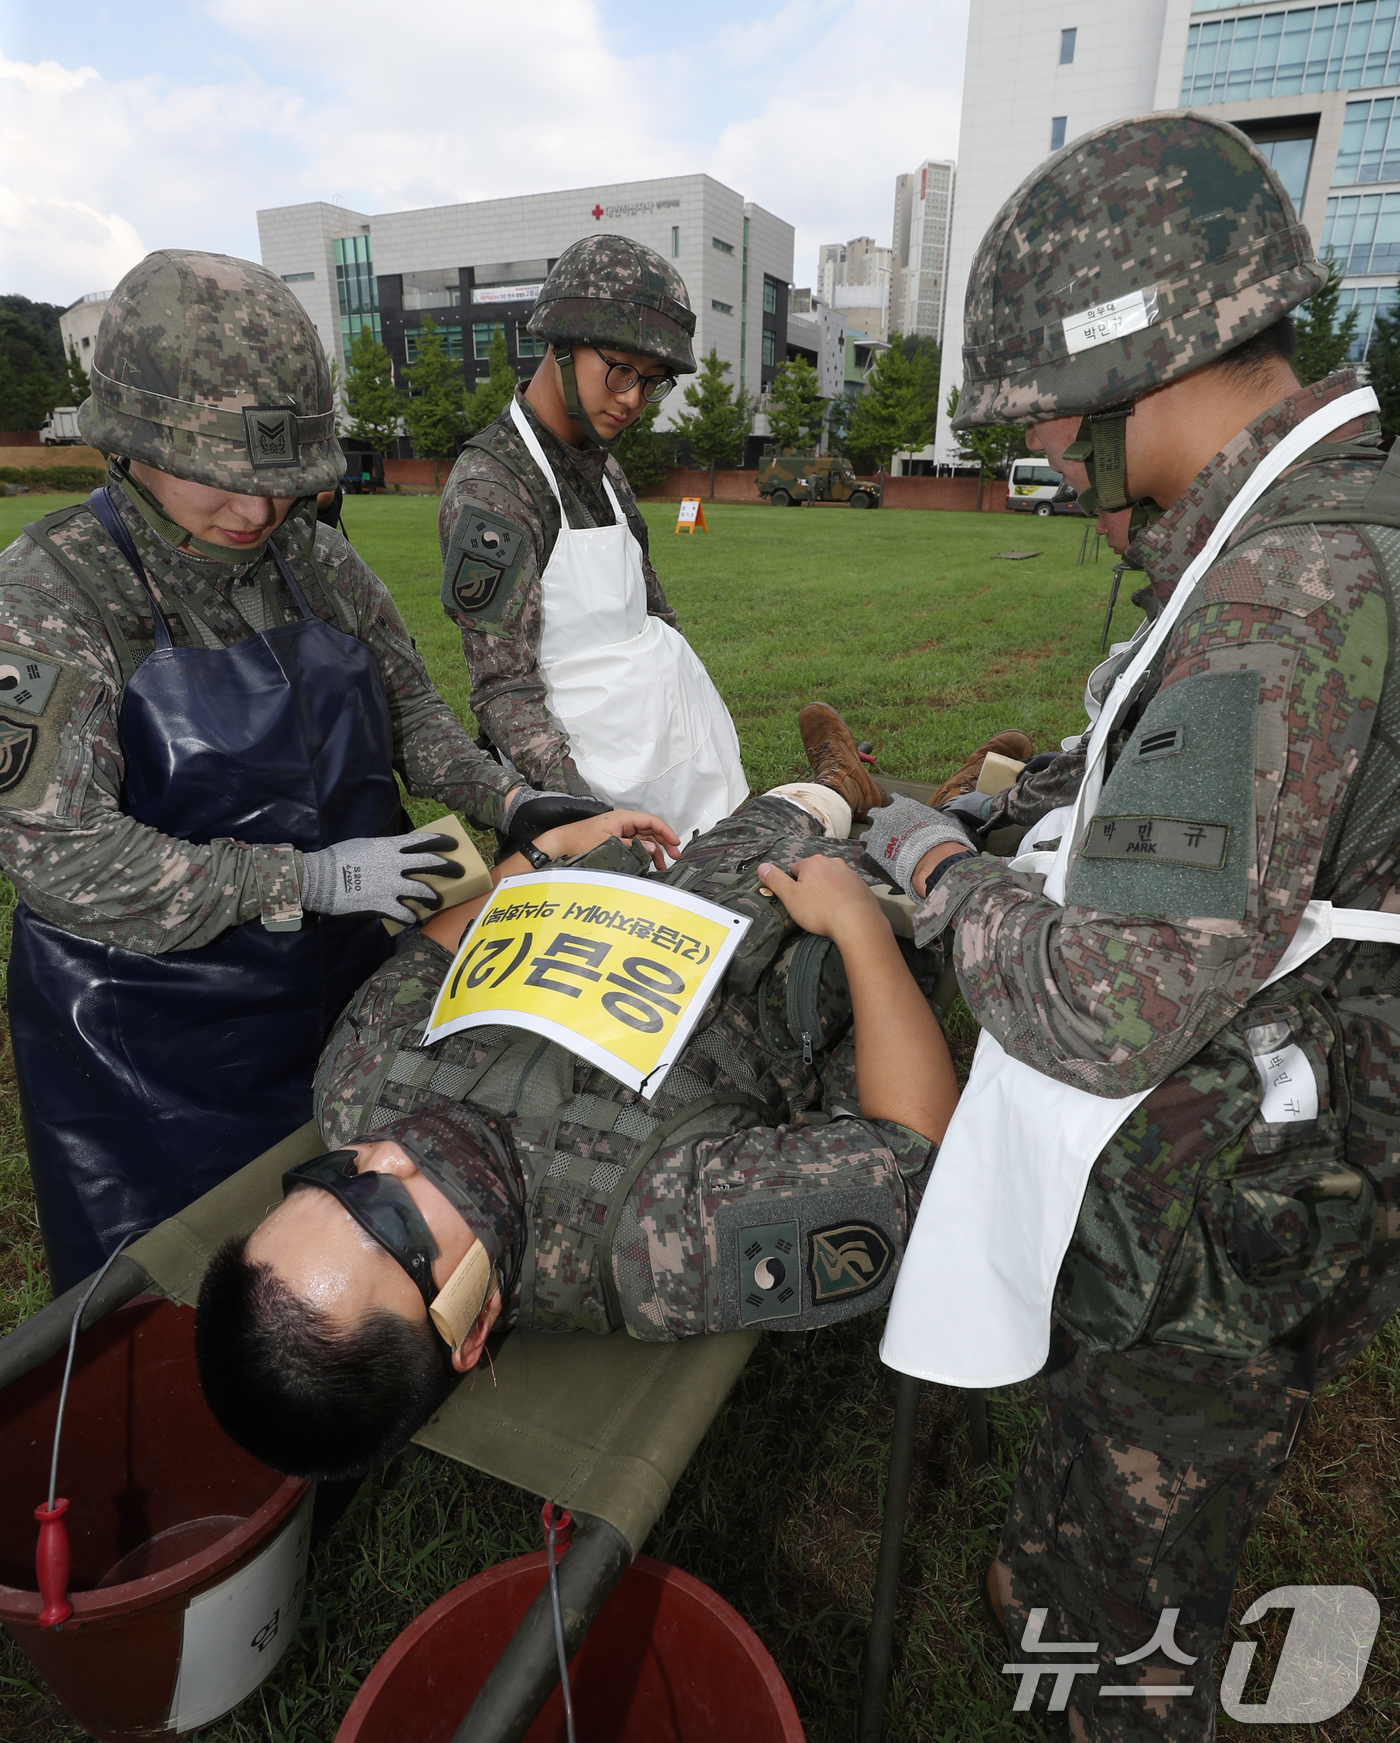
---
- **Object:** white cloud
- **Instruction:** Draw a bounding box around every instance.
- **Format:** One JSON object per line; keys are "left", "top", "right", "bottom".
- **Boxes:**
{"left": 1, "top": 2, "right": 967, "bottom": 305}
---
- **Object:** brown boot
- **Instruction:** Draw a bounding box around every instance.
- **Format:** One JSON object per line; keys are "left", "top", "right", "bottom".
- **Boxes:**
{"left": 927, "top": 730, "right": 1033, "bottom": 809}
{"left": 798, "top": 703, "right": 886, "bottom": 821}
{"left": 982, "top": 1560, "right": 1007, "bottom": 1637}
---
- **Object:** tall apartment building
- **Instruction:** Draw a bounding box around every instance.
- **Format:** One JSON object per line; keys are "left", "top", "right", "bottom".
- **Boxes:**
{"left": 898, "top": 161, "right": 956, "bottom": 341}
{"left": 936, "top": 0, "right": 1400, "bottom": 462}
{"left": 816, "top": 235, "right": 894, "bottom": 343}
{"left": 256, "top": 176, "right": 794, "bottom": 430}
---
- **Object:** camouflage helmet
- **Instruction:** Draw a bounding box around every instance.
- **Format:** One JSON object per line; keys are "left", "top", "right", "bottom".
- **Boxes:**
{"left": 527, "top": 235, "right": 697, "bottom": 375}
{"left": 953, "top": 111, "right": 1326, "bottom": 433}
{"left": 79, "top": 250, "right": 343, "bottom": 496}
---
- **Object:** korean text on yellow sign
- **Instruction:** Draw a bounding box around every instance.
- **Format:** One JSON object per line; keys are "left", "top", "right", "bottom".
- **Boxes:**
{"left": 423, "top": 870, "right": 749, "bottom": 1093}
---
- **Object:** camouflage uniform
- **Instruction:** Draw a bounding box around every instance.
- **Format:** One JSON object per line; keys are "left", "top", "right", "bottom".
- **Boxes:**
{"left": 438, "top": 390, "right": 678, "bottom": 794}
{"left": 315, "top": 796, "right": 936, "bottom": 1337}
{"left": 0, "top": 470, "right": 517, "bottom": 948}
{"left": 935, "top": 116, "right": 1399, "bottom": 1736}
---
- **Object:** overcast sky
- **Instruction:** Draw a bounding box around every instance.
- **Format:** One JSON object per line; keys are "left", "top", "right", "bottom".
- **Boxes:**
{"left": 1, "top": 0, "right": 968, "bottom": 309}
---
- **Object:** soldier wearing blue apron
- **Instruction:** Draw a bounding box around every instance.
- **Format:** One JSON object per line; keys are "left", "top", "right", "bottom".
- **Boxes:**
{"left": 0, "top": 251, "right": 603, "bottom": 1292}
{"left": 861, "top": 117, "right": 1400, "bottom": 1736}
{"left": 438, "top": 236, "right": 749, "bottom": 847}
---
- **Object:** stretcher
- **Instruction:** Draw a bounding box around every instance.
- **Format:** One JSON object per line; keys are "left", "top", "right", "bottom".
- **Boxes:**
{"left": 0, "top": 774, "right": 984, "bottom": 1741}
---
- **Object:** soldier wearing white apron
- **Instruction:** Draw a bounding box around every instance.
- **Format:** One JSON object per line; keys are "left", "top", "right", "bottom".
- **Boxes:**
{"left": 850, "top": 115, "right": 1400, "bottom": 1738}
{"left": 438, "top": 236, "right": 748, "bottom": 847}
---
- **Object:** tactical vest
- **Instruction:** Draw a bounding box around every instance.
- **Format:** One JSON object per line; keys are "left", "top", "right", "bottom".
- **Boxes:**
{"left": 1057, "top": 437, "right": 1400, "bottom": 1359}
{"left": 22, "top": 493, "right": 350, "bottom": 685}
{"left": 466, "top": 406, "right": 650, "bottom": 568}
{"left": 339, "top": 831, "right": 856, "bottom": 1336}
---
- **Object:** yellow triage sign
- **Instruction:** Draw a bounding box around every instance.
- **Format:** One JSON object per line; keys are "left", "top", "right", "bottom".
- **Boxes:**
{"left": 675, "top": 497, "right": 707, "bottom": 534}
{"left": 423, "top": 870, "right": 749, "bottom": 1094}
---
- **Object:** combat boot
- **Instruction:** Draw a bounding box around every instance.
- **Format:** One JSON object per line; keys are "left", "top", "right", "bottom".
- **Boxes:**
{"left": 927, "top": 730, "right": 1033, "bottom": 808}
{"left": 798, "top": 703, "right": 886, "bottom": 821}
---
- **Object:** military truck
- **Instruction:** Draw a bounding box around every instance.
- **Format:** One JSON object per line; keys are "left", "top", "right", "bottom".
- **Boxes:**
{"left": 757, "top": 452, "right": 881, "bottom": 508}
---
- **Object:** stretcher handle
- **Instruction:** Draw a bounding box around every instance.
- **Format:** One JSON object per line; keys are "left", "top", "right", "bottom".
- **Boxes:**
{"left": 0, "top": 1255, "right": 152, "bottom": 1397}
{"left": 450, "top": 1512, "right": 630, "bottom": 1743}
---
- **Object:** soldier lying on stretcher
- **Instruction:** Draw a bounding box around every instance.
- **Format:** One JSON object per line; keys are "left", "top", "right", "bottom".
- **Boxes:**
{"left": 194, "top": 751, "right": 962, "bottom": 1482}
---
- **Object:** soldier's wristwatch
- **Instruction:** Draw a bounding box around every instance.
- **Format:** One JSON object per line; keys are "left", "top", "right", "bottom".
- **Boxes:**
{"left": 519, "top": 839, "right": 553, "bottom": 870}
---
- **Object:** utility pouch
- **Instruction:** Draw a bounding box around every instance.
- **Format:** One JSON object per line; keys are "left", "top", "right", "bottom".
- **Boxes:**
{"left": 756, "top": 933, "right": 852, "bottom": 1064}
{"left": 1055, "top": 976, "right": 1371, "bottom": 1359}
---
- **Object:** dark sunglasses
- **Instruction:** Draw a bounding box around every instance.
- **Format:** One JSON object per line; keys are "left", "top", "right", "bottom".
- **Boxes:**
{"left": 283, "top": 1151, "right": 450, "bottom": 1347}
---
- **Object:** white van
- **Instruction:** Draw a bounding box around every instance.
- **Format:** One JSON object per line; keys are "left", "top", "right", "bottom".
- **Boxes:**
{"left": 1006, "top": 459, "right": 1078, "bottom": 516}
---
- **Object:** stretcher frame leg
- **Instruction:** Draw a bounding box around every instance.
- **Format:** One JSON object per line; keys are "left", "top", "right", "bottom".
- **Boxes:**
{"left": 449, "top": 1513, "right": 631, "bottom": 1743}
{"left": 859, "top": 1370, "right": 921, "bottom": 1743}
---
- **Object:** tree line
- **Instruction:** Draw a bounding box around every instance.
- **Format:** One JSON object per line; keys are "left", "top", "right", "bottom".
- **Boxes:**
{"left": 0, "top": 296, "right": 94, "bottom": 433}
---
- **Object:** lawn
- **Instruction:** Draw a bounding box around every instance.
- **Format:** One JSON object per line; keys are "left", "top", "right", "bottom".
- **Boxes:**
{"left": 0, "top": 495, "right": 1394, "bottom": 1742}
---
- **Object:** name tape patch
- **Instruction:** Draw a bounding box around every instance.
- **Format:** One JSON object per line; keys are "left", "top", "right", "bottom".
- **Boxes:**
{"left": 1080, "top": 814, "right": 1229, "bottom": 869}
{"left": 243, "top": 406, "right": 300, "bottom": 470}
{"left": 1063, "top": 286, "right": 1159, "bottom": 356}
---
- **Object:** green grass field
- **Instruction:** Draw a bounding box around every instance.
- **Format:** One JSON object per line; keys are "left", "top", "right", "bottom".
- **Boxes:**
{"left": 0, "top": 496, "right": 1394, "bottom": 1742}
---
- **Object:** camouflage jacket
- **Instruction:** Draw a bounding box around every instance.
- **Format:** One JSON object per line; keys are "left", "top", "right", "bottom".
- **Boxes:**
{"left": 438, "top": 390, "right": 679, "bottom": 794}
{"left": 316, "top": 797, "right": 935, "bottom": 1334}
{"left": 0, "top": 470, "right": 516, "bottom": 953}
{"left": 915, "top": 370, "right": 1397, "bottom": 1097}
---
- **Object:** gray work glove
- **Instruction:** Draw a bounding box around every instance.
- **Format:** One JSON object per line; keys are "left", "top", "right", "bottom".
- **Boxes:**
{"left": 862, "top": 794, "right": 974, "bottom": 897}
{"left": 300, "top": 830, "right": 463, "bottom": 924}
{"left": 941, "top": 789, "right": 995, "bottom": 827}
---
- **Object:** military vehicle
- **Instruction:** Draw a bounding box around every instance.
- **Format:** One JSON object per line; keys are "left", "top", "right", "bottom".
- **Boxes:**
{"left": 756, "top": 452, "right": 881, "bottom": 508}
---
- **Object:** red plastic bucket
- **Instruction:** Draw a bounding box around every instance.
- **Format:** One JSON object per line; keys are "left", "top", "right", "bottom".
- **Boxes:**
{"left": 336, "top": 1551, "right": 804, "bottom": 1743}
{"left": 0, "top": 1297, "right": 311, "bottom": 1741}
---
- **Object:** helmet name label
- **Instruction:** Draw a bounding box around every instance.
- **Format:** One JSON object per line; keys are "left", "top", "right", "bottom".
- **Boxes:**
{"left": 1063, "top": 286, "right": 1159, "bottom": 357}
{"left": 242, "top": 405, "right": 301, "bottom": 470}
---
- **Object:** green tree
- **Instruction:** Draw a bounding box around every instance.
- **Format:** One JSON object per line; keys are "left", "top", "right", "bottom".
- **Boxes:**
{"left": 63, "top": 342, "right": 90, "bottom": 404}
{"left": 763, "top": 355, "right": 823, "bottom": 456}
{"left": 1293, "top": 253, "right": 1360, "bottom": 386}
{"left": 463, "top": 329, "right": 518, "bottom": 437}
{"left": 672, "top": 347, "right": 751, "bottom": 497}
{"left": 945, "top": 384, "right": 1024, "bottom": 510}
{"left": 612, "top": 400, "right": 674, "bottom": 495}
{"left": 1366, "top": 292, "right": 1400, "bottom": 448}
{"left": 843, "top": 337, "right": 937, "bottom": 472}
{"left": 343, "top": 324, "right": 402, "bottom": 455}
{"left": 402, "top": 317, "right": 464, "bottom": 482}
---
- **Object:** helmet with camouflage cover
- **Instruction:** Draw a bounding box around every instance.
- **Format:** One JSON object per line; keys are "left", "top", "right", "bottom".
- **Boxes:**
{"left": 952, "top": 111, "right": 1326, "bottom": 515}
{"left": 526, "top": 234, "right": 697, "bottom": 447}
{"left": 79, "top": 250, "right": 343, "bottom": 497}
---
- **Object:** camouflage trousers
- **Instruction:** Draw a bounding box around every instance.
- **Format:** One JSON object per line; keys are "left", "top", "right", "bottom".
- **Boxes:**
{"left": 998, "top": 1330, "right": 1317, "bottom": 1741}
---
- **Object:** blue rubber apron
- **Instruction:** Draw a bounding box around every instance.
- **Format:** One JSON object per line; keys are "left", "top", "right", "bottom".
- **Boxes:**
{"left": 8, "top": 490, "right": 401, "bottom": 1291}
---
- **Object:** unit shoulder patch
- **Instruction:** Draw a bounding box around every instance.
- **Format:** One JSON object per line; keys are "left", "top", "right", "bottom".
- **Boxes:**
{"left": 441, "top": 504, "right": 529, "bottom": 625}
{"left": 0, "top": 718, "right": 37, "bottom": 793}
{"left": 808, "top": 1222, "right": 893, "bottom": 1304}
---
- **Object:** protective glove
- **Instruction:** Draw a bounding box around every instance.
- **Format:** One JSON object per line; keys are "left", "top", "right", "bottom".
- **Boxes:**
{"left": 941, "top": 789, "right": 995, "bottom": 827}
{"left": 861, "top": 794, "right": 974, "bottom": 897}
{"left": 300, "top": 830, "right": 464, "bottom": 924}
{"left": 503, "top": 787, "right": 610, "bottom": 845}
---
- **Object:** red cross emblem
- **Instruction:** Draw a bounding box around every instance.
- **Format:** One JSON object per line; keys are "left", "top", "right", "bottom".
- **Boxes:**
{"left": 591, "top": 205, "right": 604, "bottom": 220}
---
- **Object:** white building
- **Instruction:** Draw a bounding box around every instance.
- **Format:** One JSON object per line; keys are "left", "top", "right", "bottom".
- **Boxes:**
{"left": 817, "top": 237, "right": 894, "bottom": 343}
{"left": 257, "top": 176, "right": 794, "bottom": 430}
{"left": 58, "top": 292, "right": 110, "bottom": 377}
{"left": 936, "top": 0, "right": 1400, "bottom": 462}
{"left": 897, "top": 161, "right": 955, "bottom": 341}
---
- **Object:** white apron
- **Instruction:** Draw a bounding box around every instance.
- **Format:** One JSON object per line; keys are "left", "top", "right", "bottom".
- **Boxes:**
{"left": 509, "top": 401, "right": 748, "bottom": 842}
{"left": 882, "top": 386, "right": 1400, "bottom": 1388}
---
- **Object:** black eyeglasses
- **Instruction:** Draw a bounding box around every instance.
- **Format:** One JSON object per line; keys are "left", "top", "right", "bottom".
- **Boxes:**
{"left": 283, "top": 1151, "right": 448, "bottom": 1343}
{"left": 590, "top": 346, "right": 675, "bottom": 403}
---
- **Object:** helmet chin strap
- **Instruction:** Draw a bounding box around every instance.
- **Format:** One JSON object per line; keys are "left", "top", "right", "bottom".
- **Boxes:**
{"left": 1061, "top": 408, "right": 1163, "bottom": 543}
{"left": 554, "top": 347, "right": 620, "bottom": 451}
